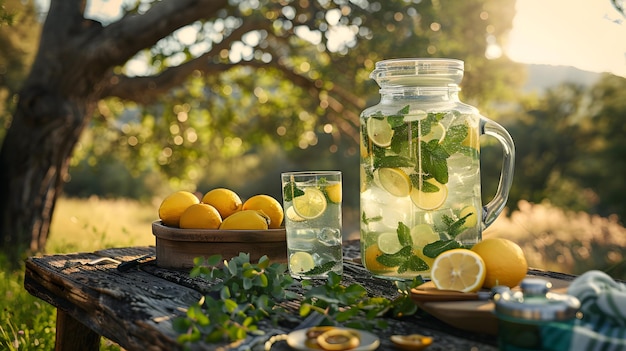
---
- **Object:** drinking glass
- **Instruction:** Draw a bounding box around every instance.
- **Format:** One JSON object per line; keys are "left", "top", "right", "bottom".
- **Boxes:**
{"left": 281, "top": 171, "right": 343, "bottom": 279}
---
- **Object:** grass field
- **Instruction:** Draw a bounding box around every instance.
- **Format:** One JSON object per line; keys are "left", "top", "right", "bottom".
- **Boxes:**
{"left": 2, "top": 197, "right": 157, "bottom": 351}
{"left": 2, "top": 197, "right": 625, "bottom": 349}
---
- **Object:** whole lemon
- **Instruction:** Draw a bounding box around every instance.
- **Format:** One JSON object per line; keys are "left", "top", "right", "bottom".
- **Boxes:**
{"left": 242, "top": 195, "right": 284, "bottom": 229}
{"left": 471, "top": 238, "right": 528, "bottom": 288}
{"left": 219, "top": 210, "right": 270, "bottom": 230}
{"left": 179, "top": 203, "right": 222, "bottom": 229}
{"left": 158, "top": 191, "right": 200, "bottom": 227}
{"left": 202, "top": 188, "right": 242, "bottom": 219}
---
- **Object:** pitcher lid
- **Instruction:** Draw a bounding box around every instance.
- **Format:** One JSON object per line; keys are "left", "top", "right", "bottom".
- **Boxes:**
{"left": 370, "top": 58, "right": 464, "bottom": 87}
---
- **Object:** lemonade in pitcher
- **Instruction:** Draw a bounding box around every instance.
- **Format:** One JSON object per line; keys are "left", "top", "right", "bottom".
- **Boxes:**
{"left": 359, "top": 59, "right": 514, "bottom": 280}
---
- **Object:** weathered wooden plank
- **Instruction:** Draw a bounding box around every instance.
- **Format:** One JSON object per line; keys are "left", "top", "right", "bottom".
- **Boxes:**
{"left": 24, "top": 242, "right": 502, "bottom": 351}
{"left": 24, "top": 248, "right": 201, "bottom": 351}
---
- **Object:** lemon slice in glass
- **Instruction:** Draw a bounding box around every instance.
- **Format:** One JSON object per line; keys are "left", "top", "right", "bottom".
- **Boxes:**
{"left": 293, "top": 188, "right": 327, "bottom": 219}
{"left": 366, "top": 117, "right": 393, "bottom": 147}
{"left": 431, "top": 249, "right": 486, "bottom": 292}
{"left": 289, "top": 252, "right": 315, "bottom": 273}
{"left": 410, "top": 178, "right": 448, "bottom": 210}
{"left": 422, "top": 122, "right": 446, "bottom": 143}
{"left": 285, "top": 206, "right": 306, "bottom": 222}
{"left": 377, "top": 232, "right": 402, "bottom": 254}
{"left": 410, "top": 224, "right": 439, "bottom": 247}
{"left": 325, "top": 183, "right": 342, "bottom": 203}
{"left": 376, "top": 168, "right": 411, "bottom": 197}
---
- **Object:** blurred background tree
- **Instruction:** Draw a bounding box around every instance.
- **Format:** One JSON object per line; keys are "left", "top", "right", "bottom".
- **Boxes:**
{"left": 0, "top": 0, "right": 524, "bottom": 262}
{"left": 0, "top": 0, "right": 625, "bottom": 267}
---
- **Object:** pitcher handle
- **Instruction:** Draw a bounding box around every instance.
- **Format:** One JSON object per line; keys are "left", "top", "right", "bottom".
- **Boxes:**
{"left": 480, "top": 115, "right": 515, "bottom": 229}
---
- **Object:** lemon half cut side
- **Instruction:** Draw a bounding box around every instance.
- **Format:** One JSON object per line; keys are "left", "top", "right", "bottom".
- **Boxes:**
{"left": 431, "top": 249, "right": 486, "bottom": 293}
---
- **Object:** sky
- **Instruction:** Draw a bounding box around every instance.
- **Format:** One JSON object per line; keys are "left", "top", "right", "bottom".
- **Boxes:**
{"left": 506, "top": 0, "right": 626, "bottom": 77}
{"left": 81, "top": 0, "right": 626, "bottom": 78}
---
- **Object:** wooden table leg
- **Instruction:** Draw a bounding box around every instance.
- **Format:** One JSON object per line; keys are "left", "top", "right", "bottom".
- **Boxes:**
{"left": 55, "top": 309, "right": 100, "bottom": 351}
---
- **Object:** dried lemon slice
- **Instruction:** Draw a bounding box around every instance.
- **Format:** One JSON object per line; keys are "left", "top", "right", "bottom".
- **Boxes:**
{"left": 317, "top": 328, "right": 360, "bottom": 351}
{"left": 390, "top": 334, "right": 434, "bottom": 351}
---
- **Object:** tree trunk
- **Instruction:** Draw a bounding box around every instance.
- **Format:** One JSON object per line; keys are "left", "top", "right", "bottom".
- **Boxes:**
{"left": 0, "top": 88, "right": 91, "bottom": 261}
{"left": 0, "top": 0, "right": 233, "bottom": 263}
{"left": 0, "top": 0, "right": 97, "bottom": 262}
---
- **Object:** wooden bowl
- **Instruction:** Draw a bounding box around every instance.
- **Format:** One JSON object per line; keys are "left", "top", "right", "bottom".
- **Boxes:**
{"left": 151, "top": 221, "right": 287, "bottom": 269}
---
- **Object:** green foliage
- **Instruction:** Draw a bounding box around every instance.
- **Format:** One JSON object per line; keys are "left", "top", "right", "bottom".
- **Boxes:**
{"left": 0, "top": 0, "right": 40, "bottom": 140}
{"left": 173, "top": 253, "right": 421, "bottom": 347}
{"left": 493, "top": 74, "right": 626, "bottom": 221}
{"left": 63, "top": 0, "right": 522, "bottom": 204}
{"left": 174, "top": 254, "right": 297, "bottom": 344}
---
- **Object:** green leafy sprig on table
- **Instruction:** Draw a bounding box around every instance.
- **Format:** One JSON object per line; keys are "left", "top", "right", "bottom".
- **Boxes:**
{"left": 172, "top": 254, "right": 421, "bottom": 346}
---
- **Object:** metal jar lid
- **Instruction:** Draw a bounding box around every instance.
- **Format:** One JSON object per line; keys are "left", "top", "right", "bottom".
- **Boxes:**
{"left": 494, "top": 278, "right": 580, "bottom": 321}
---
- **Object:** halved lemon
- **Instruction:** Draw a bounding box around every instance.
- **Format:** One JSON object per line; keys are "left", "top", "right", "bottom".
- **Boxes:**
{"left": 410, "top": 178, "right": 448, "bottom": 210}
{"left": 293, "top": 188, "right": 327, "bottom": 219}
{"left": 377, "top": 232, "right": 402, "bottom": 254}
{"left": 410, "top": 224, "right": 439, "bottom": 247}
{"left": 366, "top": 117, "right": 393, "bottom": 147}
{"left": 289, "top": 252, "right": 315, "bottom": 274}
{"left": 422, "top": 122, "right": 446, "bottom": 143}
{"left": 431, "top": 249, "right": 486, "bottom": 292}
{"left": 376, "top": 168, "right": 412, "bottom": 197}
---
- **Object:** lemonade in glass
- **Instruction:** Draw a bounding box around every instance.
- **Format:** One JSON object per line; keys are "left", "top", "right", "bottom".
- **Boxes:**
{"left": 281, "top": 171, "right": 343, "bottom": 279}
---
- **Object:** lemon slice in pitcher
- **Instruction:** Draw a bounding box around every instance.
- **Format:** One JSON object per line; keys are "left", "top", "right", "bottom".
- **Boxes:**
{"left": 376, "top": 168, "right": 411, "bottom": 197}
{"left": 422, "top": 122, "right": 446, "bottom": 143}
{"left": 293, "top": 188, "right": 327, "bottom": 219}
{"left": 410, "top": 224, "right": 439, "bottom": 247}
{"left": 377, "top": 232, "right": 403, "bottom": 254}
{"left": 410, "top": 178, "right": 448, "bottom": 210}
{"left": 366, "top": 117, "right": 393, "bottom": 147}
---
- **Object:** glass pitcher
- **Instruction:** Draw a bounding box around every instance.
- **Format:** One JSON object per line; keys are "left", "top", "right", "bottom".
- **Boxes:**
{"left": 359, "top": 58, "right": 515, "bottom": 280}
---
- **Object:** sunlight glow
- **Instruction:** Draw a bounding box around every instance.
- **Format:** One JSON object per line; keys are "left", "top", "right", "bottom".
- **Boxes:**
{"left": 506, "top": 0, "right": 626, "bottom": 77}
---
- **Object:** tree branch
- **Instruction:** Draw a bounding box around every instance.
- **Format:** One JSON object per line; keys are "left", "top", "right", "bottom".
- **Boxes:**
{"left": 86, "top": 0, "right": 229, "bottom": 68}
{"left": 102, "top": 18, "right": 268, "bottom": 103}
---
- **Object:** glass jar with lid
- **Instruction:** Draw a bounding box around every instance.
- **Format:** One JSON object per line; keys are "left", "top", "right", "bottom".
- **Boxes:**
{"left": 359, "top": 58, "right": 515, "bottom": 280}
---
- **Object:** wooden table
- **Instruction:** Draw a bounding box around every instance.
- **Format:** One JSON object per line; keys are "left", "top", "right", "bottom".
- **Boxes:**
{"left": 24, "top": 240, "right": 567, "bottom": 351}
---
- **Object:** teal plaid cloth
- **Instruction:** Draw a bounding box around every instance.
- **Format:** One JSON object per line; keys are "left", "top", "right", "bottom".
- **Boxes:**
{"left": 567, "top": 270, "right": 626, "bottom": 351}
